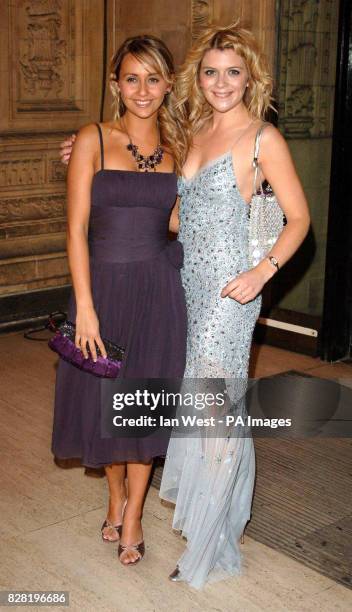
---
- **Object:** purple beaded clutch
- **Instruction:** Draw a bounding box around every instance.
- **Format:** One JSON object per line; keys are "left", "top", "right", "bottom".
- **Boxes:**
{"left": 48, "top": 320, "right": 125, "bottom": 378}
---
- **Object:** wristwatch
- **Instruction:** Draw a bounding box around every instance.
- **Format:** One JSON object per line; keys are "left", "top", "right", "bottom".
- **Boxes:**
{"left": 267, "top": 256, "right": 280, "bottom": 272}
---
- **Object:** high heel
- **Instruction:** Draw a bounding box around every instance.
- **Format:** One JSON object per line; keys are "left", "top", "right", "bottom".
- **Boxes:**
{"left": 169, "top": 566, "right": 182, "bottom": 581}
{"left": 101, "top": 519, "right": 122, "bottom": 542}
{"left": 240, "top": 532, "right": 245, "bottom": 545}
{"left": 101, "top": 499, "right": 127, "bottom": 543}
{"left": 118, "top": 540, "right": 145, "bottom": 565}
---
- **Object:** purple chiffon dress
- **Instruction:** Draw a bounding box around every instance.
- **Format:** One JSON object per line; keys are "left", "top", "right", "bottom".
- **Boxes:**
{"left": 51, "top": 124, "right": 187, "bottom": 466}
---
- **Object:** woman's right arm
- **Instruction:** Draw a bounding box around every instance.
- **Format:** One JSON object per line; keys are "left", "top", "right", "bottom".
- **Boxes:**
{"left": 66, "top": 124, "right": 107, "bottom": 361}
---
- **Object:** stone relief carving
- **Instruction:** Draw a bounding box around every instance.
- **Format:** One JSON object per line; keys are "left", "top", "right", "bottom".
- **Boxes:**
{"left": 281, "top": 0, "right": 319, "bottom": 32}
{"left": 278, "top": 0, "right": 339, "bottom": 138}
{"left": 281, "top": 0, "right": 338, "bottom": 33}
{"left": 1, "top": 132, "right": 73, "bottom": 140}
{"left": 0, "top": 218, "right": 66, "bottom": 240}
{"left": 18, "top": 0, "right": 67, "bottom": 97}
{"left": 191, "top": 0, "right": 214, "bottom": 40}
{"left": 0, "top": 195, "right": 65, "bottom": 223}
{"left": 0, "top": 159, "right": 45, "bottom": 188}
{"left": 1, "top": 1, "right": 104, "bottom": 301}
{"left": 283, "top": 86, "right": 315, "bottom": 137}
{"left": 49, "top": 160, "right": 66, "bottom": 183}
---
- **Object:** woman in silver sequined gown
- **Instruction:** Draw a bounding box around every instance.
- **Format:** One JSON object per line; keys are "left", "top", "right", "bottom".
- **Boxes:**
{"left": 160, "top": 147, "right": 260, "bottom": 591}
{"left": 159, "top": 24, "right": 310, "bottom": 589}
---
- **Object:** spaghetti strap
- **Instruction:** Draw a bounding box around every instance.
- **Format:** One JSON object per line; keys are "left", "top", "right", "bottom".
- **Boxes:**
{"left": 252, "top": 121, "right": 270, "bottom": 195}
{"left": 230, "top": 118, "right": 257, "bottom": 151}
{"left": 95, "top": 123, "right": 104, "bottom": 170}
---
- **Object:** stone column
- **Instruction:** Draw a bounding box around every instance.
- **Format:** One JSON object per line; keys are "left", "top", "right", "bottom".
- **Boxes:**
{"left": 275, "top": 0, "right": 339, "bottom": 317}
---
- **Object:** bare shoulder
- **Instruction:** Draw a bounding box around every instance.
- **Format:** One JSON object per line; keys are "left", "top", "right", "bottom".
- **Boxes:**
{"left": 75, "top": 123, "right": 100, "bottom": 146}
{"left": 259, "top": 123, "right": 290, "bottom": 159}
{"left": 68, "top": 123, "right": 100, "bottom": 169}
{"left": 99, "top": 120, "right": 125, "bottom": 142}
{"left": 261, "top": 123, "right": 286, "bottom": 146}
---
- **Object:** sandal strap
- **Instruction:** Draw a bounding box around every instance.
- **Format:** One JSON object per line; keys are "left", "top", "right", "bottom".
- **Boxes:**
{"left": 102, "top": 499, "right": 127, "bottom": 531}
{"left": 119, "top": 540, "right": 143, "bottom": 552}
{"left": 101, "top": 519, "right": 122, "bottom": 531}
{"left": 118, "top": 540, "right": 145, "bottom": 561}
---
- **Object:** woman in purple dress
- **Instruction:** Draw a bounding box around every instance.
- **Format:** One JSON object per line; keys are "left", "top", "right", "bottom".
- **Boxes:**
{"left": 52, "top": 36, "right": 187, "bottom": 565}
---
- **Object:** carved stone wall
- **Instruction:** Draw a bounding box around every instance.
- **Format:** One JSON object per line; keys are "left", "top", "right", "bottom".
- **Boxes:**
{"left": 103, "top": 1, "right": 277, "bottom": 118}
{"left": 102, "top": 0, "right": 192, "bottom": 119}
{"left": 0, "top": 0, "right": 278, "bottom": 322}
{"left": 0, "top": 133, "right": 68, "bottom": 296}
{"left": 0, "top": 1, "right": 103, "bottom": 301}
{"left": 191, "top": 0, "right": 277, "bottom": 73}
{"left": 191, "top": 0, "right": 214, "bottom": 40}
{"left": 274, "top": 0, "right": 340, "bottom": 317}
{"left": 278, "top": 0, "right": 339, "bottom": 138}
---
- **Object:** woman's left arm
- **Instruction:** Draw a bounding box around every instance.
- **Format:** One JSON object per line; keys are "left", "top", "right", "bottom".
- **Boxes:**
{"left": 222, "top": 125, "right": 310, "bottom": 303}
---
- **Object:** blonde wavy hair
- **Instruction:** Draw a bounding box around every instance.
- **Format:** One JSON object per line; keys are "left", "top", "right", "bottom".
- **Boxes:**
{"left": 176, "top": 23, "right": 275, "bottom": 144}
{"left": 109, "top": 35, "right": 187, "bottom": 173}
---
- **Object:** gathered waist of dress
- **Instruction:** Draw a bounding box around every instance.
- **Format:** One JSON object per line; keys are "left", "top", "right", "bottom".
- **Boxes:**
{"left": 89, "top": 237, "right": 184, "bottom": 270}
{"left": 88, "top": 205, "right": 173, "bottom": 263}
{"left": 89, "top": 236, "right": 170, "bottom": 263}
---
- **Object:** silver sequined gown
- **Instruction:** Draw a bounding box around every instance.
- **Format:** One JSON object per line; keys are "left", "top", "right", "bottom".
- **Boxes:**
{"left": 159, "top": 152, "right": 262, "bottom": 589}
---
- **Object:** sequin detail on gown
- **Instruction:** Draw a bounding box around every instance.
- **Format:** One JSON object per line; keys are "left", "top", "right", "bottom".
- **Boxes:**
{"left": 159, "top": 152, "right": 261, "bottom": 589}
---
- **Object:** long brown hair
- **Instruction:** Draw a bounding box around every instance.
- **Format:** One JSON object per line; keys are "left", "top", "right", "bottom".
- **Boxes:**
{"left": 110, "top": 35, "right": 187, "bottom": 173}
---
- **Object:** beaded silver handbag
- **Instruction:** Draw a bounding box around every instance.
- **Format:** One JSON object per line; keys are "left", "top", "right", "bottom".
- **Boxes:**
{"left": 248, "top": 123, "right": 286, "bottom": 267}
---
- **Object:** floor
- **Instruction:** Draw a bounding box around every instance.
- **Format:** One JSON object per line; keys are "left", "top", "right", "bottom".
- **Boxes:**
{"left": 0, "top": 331, "right": 351, "bottom": 612}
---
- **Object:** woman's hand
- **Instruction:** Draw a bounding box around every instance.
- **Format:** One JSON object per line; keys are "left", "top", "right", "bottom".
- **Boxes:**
{"left": 221, "top": 260, "right": 275, "bottom": 304}
{"left": 60, "top": 134, "right": 76, "bottom": 165}
{"left": 75, "top": 306, "right": 107, "bottom": 361}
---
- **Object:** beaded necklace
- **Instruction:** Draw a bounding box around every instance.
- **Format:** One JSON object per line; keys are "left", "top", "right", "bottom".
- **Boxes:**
{"left": 122, "top": 119, "right": 164, "bottom": 172}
